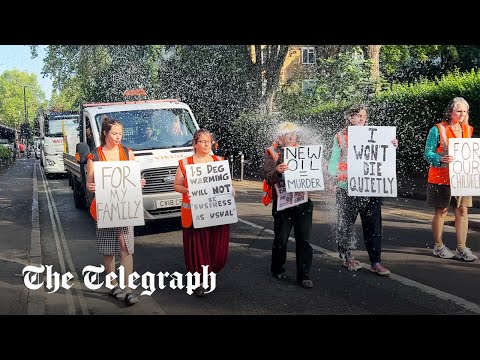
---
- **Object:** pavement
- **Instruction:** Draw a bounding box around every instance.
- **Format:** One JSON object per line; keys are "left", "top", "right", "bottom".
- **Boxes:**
{"left": 2, "top": 158, "right": 480, "bottom": 315}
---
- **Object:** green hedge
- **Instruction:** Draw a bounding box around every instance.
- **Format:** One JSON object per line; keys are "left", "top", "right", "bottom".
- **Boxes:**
{"left": 0, "top": 146, "right": 11, "bottom": 160}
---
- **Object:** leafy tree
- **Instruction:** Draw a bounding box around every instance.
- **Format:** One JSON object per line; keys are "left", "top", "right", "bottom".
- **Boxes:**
{"left": 35, "top": 45, "right": 163, "bottom": 103}
{"left": 0, "top": 69, "right": 46, "bottom": 129}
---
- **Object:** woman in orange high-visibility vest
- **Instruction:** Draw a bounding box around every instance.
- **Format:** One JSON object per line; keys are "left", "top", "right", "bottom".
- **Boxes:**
{"left": 174, "top": 129, "right": 231, "bottom": 297}
{"left": 86, "top": 117, "right": 146, "bottom": 306}
{"left": 425, "top": 97, "right": 478, "bottom": 262}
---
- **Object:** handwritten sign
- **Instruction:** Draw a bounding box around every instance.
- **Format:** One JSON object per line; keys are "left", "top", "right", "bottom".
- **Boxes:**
{"left": 347, "top": 126, "right": 397, "bottom": 197}
{"left": 284, "top": 145, "right": 324, "bottom": 193}
{"left": 94, "top": 161, "right": 144, "bottom": 228}
{"left": 185, "top": 160, "right": 238, "bottom": 229}
{"left": 449, "top": 138, "right": 480, "bottom": 196}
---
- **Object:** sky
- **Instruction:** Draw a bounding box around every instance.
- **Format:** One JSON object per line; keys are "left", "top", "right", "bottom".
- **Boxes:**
{"left": 0, "top": 45, "right": 54, "bottom": 101}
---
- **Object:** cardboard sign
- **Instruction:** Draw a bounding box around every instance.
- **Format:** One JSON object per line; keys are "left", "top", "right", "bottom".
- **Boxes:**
{"left": 93, "top": 161, "right": 144, "bottom": 228}
{"left": 185, "top": 160, "right": 238, "bottom": 229}
{"left": 347, "top": 126, "right": 397, "bottom": 197}
{"left": 449, "top": 138, "right": 480, "bottom": 196}
{"left": 284, "top": 145, "right": 324, "bottom": 193}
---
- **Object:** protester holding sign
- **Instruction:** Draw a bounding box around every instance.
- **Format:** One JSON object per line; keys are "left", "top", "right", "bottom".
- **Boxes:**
{"left": 263, "top": 122, "right": 314, "bottom": 289}
{"left": 327, "top": 104, "right": 398, "bottom": 275}
{"left": 424, "top": 97, "right": 478, "bottom": 262}
{"left": 174, "top": 129, "right": 231, "bottom": 297}
{"left": 86, "top": 117, "right": 146, "bottom": 306}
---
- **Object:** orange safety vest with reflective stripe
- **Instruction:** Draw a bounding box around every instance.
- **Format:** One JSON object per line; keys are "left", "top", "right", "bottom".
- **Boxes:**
{"left": 336, "top": 129, "right": 348, "bottom": 182}
{"left": 178, "top": 154, "right": 223, "bottom": 228}
{"left": 88, "top": 145, "right": 130, "bottom": 221}
{"left": 428, "top": 121, "right": 473, "bottom": 185}
{"left": 262, "top": 143, "right": 281, "bottom": 206}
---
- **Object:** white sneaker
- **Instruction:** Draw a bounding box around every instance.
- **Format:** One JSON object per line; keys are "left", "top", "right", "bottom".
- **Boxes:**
{"left": 433, "top": 245, "right": 455, "bottom": 259}
{"left": 455, "top": 247, "right": 478, "bottom": 262}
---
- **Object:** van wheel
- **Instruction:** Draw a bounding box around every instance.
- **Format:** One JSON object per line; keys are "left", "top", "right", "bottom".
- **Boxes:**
{"left": 73, "top": 179, "right": 86, "bottom": 209}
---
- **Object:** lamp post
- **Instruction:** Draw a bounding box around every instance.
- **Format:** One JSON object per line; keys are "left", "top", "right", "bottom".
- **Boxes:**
{"left": 23, "top": 86, "right": 28, "bottom": 124}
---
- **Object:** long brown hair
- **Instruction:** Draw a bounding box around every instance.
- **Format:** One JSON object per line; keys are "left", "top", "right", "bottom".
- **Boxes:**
{"left": 99, "top": 117, "right": 123, "bottom": 146}
{"left": 345, "top": 104, "right": 368, "bottom": 126}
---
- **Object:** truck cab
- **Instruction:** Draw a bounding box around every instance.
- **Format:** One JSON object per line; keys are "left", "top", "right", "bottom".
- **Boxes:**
{"left": 64, "top": 97, "right": 200, "bottom": 221}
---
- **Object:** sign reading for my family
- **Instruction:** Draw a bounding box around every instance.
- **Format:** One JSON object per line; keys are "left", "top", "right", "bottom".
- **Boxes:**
{"left": 347, "top": 126, "right": 397, "bottom": 197}
{"left": 284, "top": 145, "right": 324, "bottom": 192}
{"left": 93, "top": 161, "right": 145, "bottom": 228}
{"left": 185, "top": 160, "right": 238, "bottom": 229}
{"left": 448, "top": 138, "right": 480, "bottom": 196}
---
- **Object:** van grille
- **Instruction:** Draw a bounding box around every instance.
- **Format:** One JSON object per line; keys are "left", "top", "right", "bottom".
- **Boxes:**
{"left": 141, "top": 166, "right": 177, "bottom": 194}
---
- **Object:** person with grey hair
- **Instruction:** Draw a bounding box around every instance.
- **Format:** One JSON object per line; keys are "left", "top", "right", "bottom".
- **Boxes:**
{"left": 327, "top": 104, "right": 398, "bottom": 275}
{"left": 263, "top": 121, "right": 314, "bottom": 289}
{"left": 424, "top": 97, "right": 478, "bottom": 262}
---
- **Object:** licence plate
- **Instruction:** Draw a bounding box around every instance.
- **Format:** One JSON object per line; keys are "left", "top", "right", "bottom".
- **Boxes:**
{"left": 156, "top": 198, "right": 182, "bottom": 208}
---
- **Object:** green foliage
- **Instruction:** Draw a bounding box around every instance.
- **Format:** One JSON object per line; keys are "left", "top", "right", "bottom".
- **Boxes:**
{"left": 41, "top": 45, "right": 163, "bottom": 103}
{"left": 158, "top": 45, "right": 256, "bottom": 150}
{"left": 0, "top": 69, "right": 46, "bottom": 128}
{"left": 278, "top": 47, "right": 375, "bottom": 116}
{"left": 0, "top": 146, "right": 11, "bottom": 160}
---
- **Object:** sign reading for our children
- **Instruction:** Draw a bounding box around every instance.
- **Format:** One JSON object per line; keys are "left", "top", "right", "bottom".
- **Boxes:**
{"left": 185, "top": 160, "right": 238, "bottom": 229}
{"left": 347, "top": 126, "right": 397, "bottom": 197}
{"left": 449, "top": 138, "right": 480, "bottom": 196}
{"left": 93, "top": 161, "right": 145, "bottom": 228}
{"left": 284, "top": 145, "right": 324, "bottom": 192}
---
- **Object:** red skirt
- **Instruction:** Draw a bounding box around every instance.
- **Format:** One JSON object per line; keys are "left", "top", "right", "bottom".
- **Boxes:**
{"left": 182, "top": 224, "right": 230, "bottom": 274}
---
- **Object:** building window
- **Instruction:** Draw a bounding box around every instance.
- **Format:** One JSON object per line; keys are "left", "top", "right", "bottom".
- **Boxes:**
{"left": 302, "top": 79, "right": 317, "bottom": 94}
{"left": 301, "top": 47, "right": 315, "bottom": 65}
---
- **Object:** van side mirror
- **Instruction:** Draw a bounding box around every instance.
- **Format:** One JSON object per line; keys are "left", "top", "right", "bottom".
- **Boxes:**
{"left": 76, "top": 142, "right": 90, "bottom": 164}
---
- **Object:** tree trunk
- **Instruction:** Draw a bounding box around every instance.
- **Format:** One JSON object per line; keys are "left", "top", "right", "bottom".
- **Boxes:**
{"left": 366, "top": 45, "right": 382, "bottom": 93}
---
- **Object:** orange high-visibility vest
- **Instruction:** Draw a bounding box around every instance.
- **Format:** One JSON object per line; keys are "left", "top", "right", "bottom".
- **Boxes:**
{"left": 89, "top": 145, "right": 129, "bottom": 221}
{"left": 179, "top": 155, "right": 222, "bottom": 228}
{"left": 428, "top": 121, "right": 473, "bottom": 185}
{"left": 336, "top": 129, "right": 348, "bottom": 182}
{"left": 262, "top": 143, "right": 281, "bottom": 206}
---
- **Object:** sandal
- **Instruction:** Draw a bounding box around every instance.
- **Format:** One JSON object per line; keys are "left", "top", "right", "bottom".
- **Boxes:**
{"left": 124, "top": 292, "right": 139, "bottom": 306}
{"left": 194, "top": 286, "right": 207, "bottom": 298}
{"left": 300, "top": 279, "right": 313, "bottom": 289}
{"left": 273, "top": 272, "right": 288, "bottom": 280}
{"left": 109, "top": 285, "right": 122, "bottom": 297}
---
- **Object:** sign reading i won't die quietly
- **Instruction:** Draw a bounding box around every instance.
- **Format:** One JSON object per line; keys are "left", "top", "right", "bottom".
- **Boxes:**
{"left": 185, "top": 160, "right": 238, "bottom": 229}
{"left": 284, "top": 145, "right": 324, "bottom": 193}
{"left": 449, "top": 138, "right": 480, "bottom": 196}
{"left": 94, "top": 161, "right": 145, "bottom": 228}
{"left": 347, "top": 126, "right": 397, "bottom": 197}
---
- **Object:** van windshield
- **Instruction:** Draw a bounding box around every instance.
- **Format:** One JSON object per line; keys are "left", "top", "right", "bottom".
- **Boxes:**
{"left": 95, "top": 108, "right": 196, "bottom": 150}
{"left": 45, "top": 116, "right": 79, "bottom": 137}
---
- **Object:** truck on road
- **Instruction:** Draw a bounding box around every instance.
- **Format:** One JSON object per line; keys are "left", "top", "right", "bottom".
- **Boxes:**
{"left": 64, "top": 92, "right": 200, "bottom": 221}
{"left": 39, "top": 110, "right": 79, "bottom": 176}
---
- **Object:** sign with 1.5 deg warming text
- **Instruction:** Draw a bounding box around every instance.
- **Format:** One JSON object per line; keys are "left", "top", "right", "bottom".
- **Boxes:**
{"left": 185, "top": 160, "right": 238, "bottom": 229}
{"left": 93, "top": 161, "right": 145, "bottom": 228}
{"left": 347, "top": 126, "right": 397, "bottom": 197}
{"left": 284, "top": 145, "right": 324, "bottom": 193}
{"left": 449, "top": 138, "right": 480, "bottom": 196}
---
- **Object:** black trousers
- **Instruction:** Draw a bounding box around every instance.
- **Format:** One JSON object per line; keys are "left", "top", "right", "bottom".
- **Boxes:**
{"left": 335, "top": 188, "right": 382, "bottom": 265}
{"left": 271, "top": 199, "right": 313, "bottom": 283}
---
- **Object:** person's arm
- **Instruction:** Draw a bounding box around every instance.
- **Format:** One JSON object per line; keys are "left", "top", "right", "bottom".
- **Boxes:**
{"left": 424, "top": 126, "right": 441, "bottom": 167}
{"left": 327, "top": 135, "right": 341, "bottom": 176}
{"left": 264, "top": 149, "right": 282, "bottom": 186}
{"left": 174, "top": 165, "right": 188, "bottom": 196}
{"left": 86, "top": 158, "right": 95, "bottom": 193}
